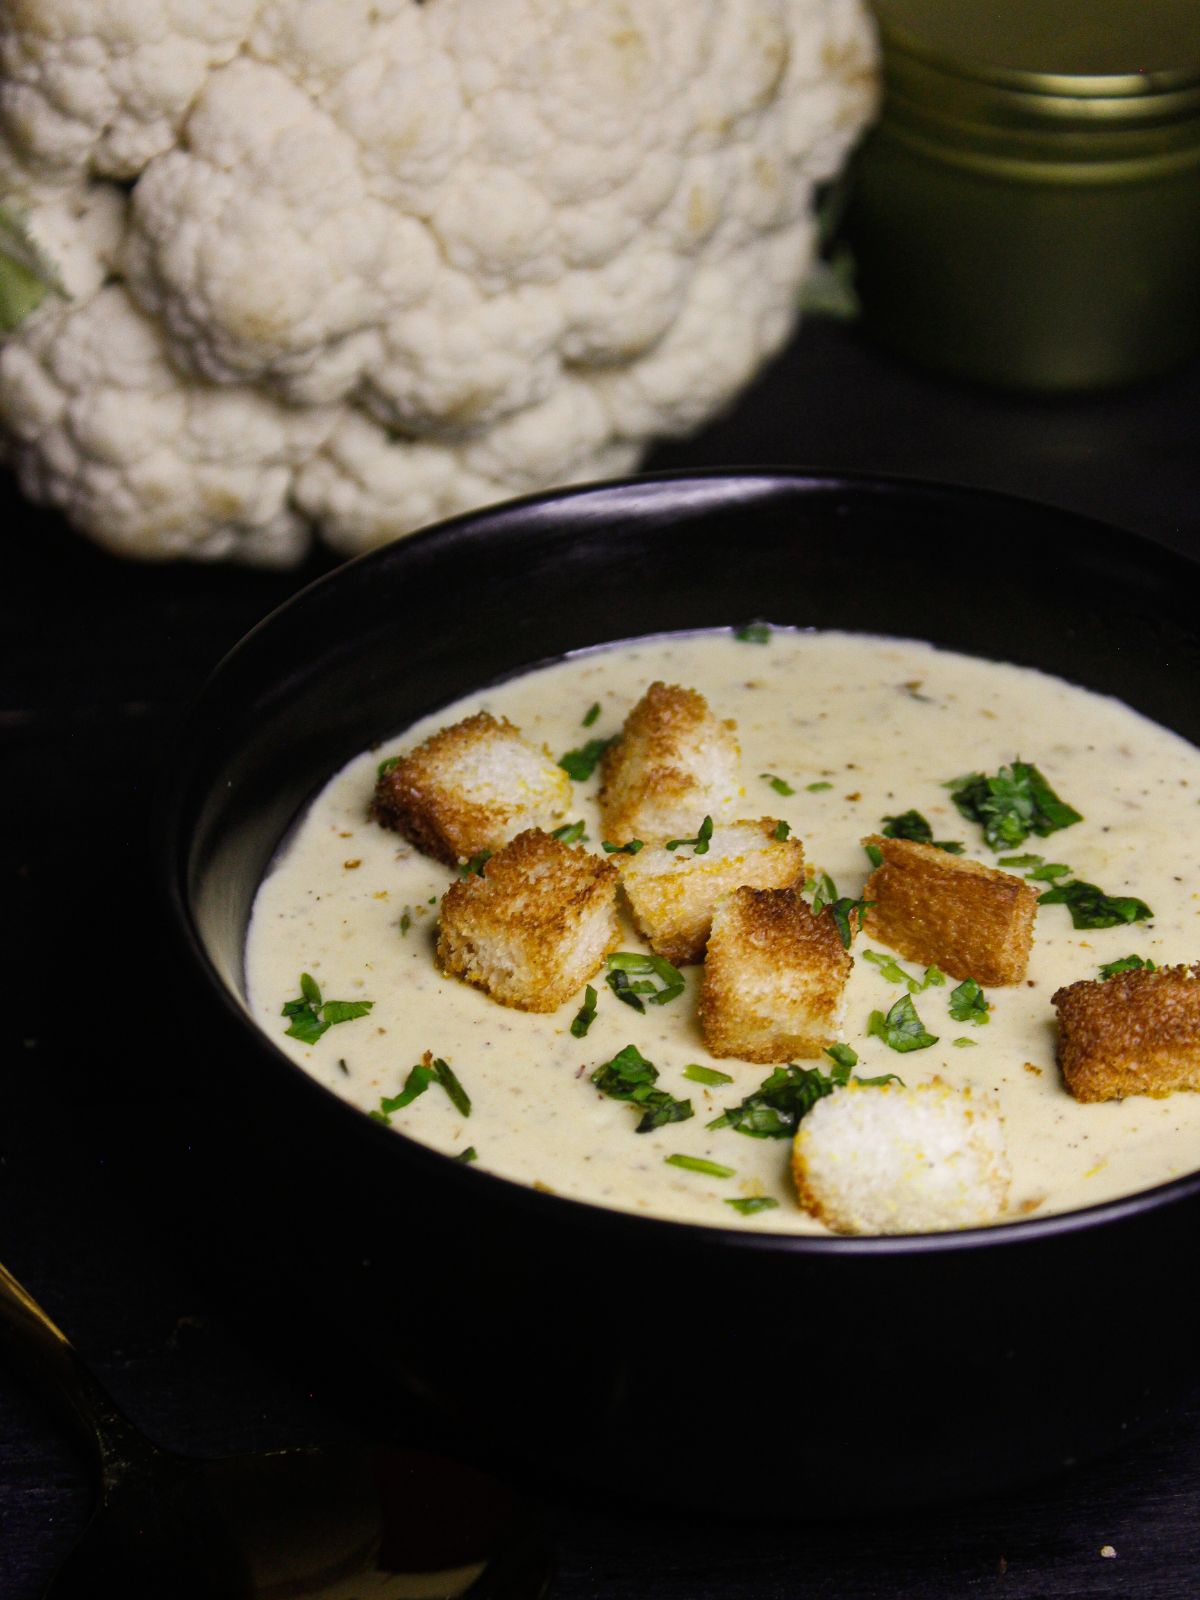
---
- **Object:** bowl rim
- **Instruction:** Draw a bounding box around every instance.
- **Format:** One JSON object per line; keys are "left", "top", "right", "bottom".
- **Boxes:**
{"left": 158, "top": 466, "right": 1200, "bottom": 1257}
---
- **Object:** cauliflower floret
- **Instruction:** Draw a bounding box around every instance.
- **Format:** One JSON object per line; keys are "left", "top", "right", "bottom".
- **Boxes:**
{"left": 0, "top": 0, "right": 877, "bottom": 563}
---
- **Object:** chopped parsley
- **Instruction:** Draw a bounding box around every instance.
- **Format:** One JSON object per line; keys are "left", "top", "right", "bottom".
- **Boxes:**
{"left": 808, "top": 870, "right": 838, "bottom": 912}
{"left": 947, "top": 761, "right": 1082, "bottom": 851}
{"left": 282, "top": 973, "right": 374, "bottom": 1045}
{"left": 806, "top": 781, "right": 833, "bottom": 792}
{"left": 454, "top": 1146, "right": 478, "bottom": 1163}
{"left": 371, "top": 1055, "right": 471, "bottom": 1124}
{"left": 376, "top": 755, "right": 400, "bottom": 778}
{"left": 550, "top": 820, "right": 587, "bottom": 844}
{"left": 590, "top": 1044, "right": 693, "bottom": 1133}
{"left": 773, "top": 820, "right": 791, "bottom": 841}
{"left": 665, "top": 1154, "right": 736, "bottom": 1178}
{"left": 760, "top": 772, "right": 796, "bottom": 796}
{"left": 862, "top": 949, "right": 943, "bottom": 993}
{"left": 1037, "top": 879, "right": 1153, "bottom": 929}
{"left": 666, "top": 815, "right": 714, "bottom": 856}
{"left": 708, "top": 1054, "right": 898, "bottom": 1139}
{"left": 867, "top": 994, "right": 938, "bottom": 1053}
{"left": 827, "top": 895, "right": 868, "bottom": 951}
{"left": 881, "top": 808, "right": 963, "bottom": 854}
{"left": 734, "top": 621, "right": 771, "bottom": 643}
{"left": 1099, "top": 954, "right": 1157, "bottom": 980}
{"left": 948, "top": 977, "right": 990, "bottom": 1025}
{"left": 605, "top": 968, "right": 645, "bottom": 1012}
{"left": 606, "top": 951, "right": 685, "bottom": 1006}
{"left": 559, "top": 735, "right": 616, "bottom": 781}
{"left": 571, "top": 984, "right": 599, "bottom": 1038}
{"left": 864, "top": 842, "right": 883, "bottom": 869}
{"left": 725, "top": 1196, "right": 779, "bottom": 1215}
{"left": 683, "top": 1063, "right": 734, "bottom": 1086}
{"left": 400, "top": 909, "right": 412, "bottom": 936}
{"left": 602, "top": 838, "right": 645, "bottom": 855}
{"left": 457, "top": 850, "right": 492, "bottom": 878}
{"left": 824, "top": 1042, "right": 858, "bottom": 1071}
{"left": 953, "top": 1037, "right": 978, "bottom": 1048}
{"left": 582, "top": 701, "right": 601, "bottom": 727}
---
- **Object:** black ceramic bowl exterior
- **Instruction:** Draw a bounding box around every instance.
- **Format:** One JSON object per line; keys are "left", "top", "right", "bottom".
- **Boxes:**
{"left": 162, "top": 471, "right": 1200, "bottom": 1514}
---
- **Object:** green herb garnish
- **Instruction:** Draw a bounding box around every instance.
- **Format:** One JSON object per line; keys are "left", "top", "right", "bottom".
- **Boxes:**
{"left": 559, "top": 735, "right": 616, "bottom": 781}
{"left": 1099, "top": 954, "right": 1157, "bottom": 980}
{"left": 665, "top": 1154, "right": 736, "bottom": 1178}
{"left": 282, "top": 973, "right": 374, "bottom": 1044}
{"left": 725, "top": 1196, "right": 780, "bottom": 1216}
{"left": 773, "top": 820, "right": 791, "bottom": 841}
{"left": 1037, "top": 879, "right": 1153, "bottom": 929}
{"left": 881, "top": 808, "right": 963, "bottom": 854}
{"left": 806, "top": 781, "right": 833, "bottom": 792}
{"left": 458, "top": 850, "right": 492, "bottom": 878}
{"left": 708, "top": 1050, "right": 868, "bottom": 1140}
{"left": 734, "top": 621, "right": 771, "bottom": 643}
{"left": 605, "top": 969, "right": 644, "bottom": 1013}
{"left": 760, "top": 773, "right": 796, "bottom": 796}
{"left": 550, "top": 820, "right": 587, "bottom": 844}
{"left": 809, "top": 870, "right": 838, "bottom": 912}
{"left": 824, "top": 1042, "right": 858, "bottom": 1071}
{"left": 454, "top": 1146, "right": 478, "bottom": 1163}
{"left": 372, "top": 1055, "right": 471, "bottom": 1123}
{"left": 827, "top": 895, "right": 868, "bottom": 951}
{"left": 607, "top": 951, "right": 685, "bottom": 1006}
{"left": 866, "top": 994, "right": 938, "bottom": 1053}
{"left": 571, "top": 984, "right": 599, "bottom": 1038}
{"left": 947, "top": 762, "right": 1082, "bottom": 851}
{"left": 949, "top": 977, "right": 990, "bottom": 1025}
{"left": 683, "top": 1064, "right": 735, "bottom": 1086}
{"left": 590, "top": 1044, "right": 693, "bottom": 1133}
{"left": 602, "top": 838, "right": 645, "bottom": 855}
{"left": 582, "top": 702, "right": 601, "bottom": 727}
{"left": 400, "top": 909, "right": 412, "bottom": 936}
{"left": 665, "top": 815, "right": 714, "bottom": 856}
{"left": 376, "top": 755, "right": 400, "bottom": 778}
{"left": 864, "top": 842, "right": 883, "bottom": 869}
{"left": 953, "top": 1037, "right": 978, "bottom": 1048}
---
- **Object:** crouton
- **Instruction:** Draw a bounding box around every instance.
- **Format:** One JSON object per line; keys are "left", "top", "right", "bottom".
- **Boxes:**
{"left": 792, "top": 1079, "right": 1011, "bottom": 1235}
{"left": 598, "top": 682, "right": 741, "bottom": 843}
{"left": 1053, "top": 962, "right": 1200, "bottom": 1103}
{"left": 861, "top": 834, "right": 1037, "bottom": 986}
{"left": 618, "top": 819, "right": 805, "bottom": 965}
{"left": 437, "top": 829, "right": 619, "bottom": 1012}
{"left": 699, "top": 886, "right": 852, "bottom": 1061}
{"left": 372, "top": 712, "right": 572, "bottom": 866}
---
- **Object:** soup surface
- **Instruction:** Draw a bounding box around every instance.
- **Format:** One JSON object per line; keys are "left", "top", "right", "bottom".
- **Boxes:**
{"left": 245, "top": 630, "right": 1200, "bottom": 1231}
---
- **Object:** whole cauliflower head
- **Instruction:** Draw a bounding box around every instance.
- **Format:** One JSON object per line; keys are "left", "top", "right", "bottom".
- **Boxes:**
{"left": 0, "top": 0, "right": 876, "bottom": 564}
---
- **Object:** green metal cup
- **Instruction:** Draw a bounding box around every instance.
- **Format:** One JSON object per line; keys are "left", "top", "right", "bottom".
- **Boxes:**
{"left": 846, "top": 0, "right": 1200, "bottom": 391}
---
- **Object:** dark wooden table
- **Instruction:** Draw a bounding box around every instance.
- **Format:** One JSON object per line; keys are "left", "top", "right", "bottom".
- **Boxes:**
{"left": 4, "top": 316, "right": 1200, "bottom": 1598}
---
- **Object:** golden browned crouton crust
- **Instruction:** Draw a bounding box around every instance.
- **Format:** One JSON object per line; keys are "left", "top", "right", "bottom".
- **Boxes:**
{"left": 371, "top": 711, "right": 570, "bottom": 866}
{"left": 437, "top": 829, "right": 620, "bottom": 1012}
{"left": 861, "top": 835, "right": 1037, "bottom": 986}
{"left": 599, "top": 681, "right": 740, "bottom": 843}
{"left": 617, "top": 818, "right": 805, "bottom": 965}
{"left": 1053, "top": 963, "right": 1200, "bottom": 1103}
{"left": 699, "top": 887, "right": 853, "bottom": 1062}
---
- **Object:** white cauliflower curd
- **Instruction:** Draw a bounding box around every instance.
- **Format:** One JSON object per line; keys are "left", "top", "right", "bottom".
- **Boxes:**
{"left": 0, "top": 0, "right": 876, "bottom": 564}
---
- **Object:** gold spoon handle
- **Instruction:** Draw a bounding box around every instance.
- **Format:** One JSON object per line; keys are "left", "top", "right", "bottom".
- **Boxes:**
{"left": 0, "top": 1256, "right": 149, "bottom": 1469}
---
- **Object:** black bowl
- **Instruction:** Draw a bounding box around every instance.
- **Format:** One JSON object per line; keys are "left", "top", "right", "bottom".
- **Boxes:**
{"left": 161, "top": 470, "right": 1200, "bottom": 1514}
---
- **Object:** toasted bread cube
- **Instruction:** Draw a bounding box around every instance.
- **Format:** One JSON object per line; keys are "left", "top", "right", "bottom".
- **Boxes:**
{"left": 699, "top": 886, "right": 852, "bottom": 1061}
{"left": 792, "top": 1080, "right": 1011, "bottom": 1235}
{"left": 861, "top": 834, "right": 1037, "bottom": 986}
{"left": 372, "top": 712, "right": 572, "bottom": 866}
{"left": 437, "top": 829, "right": 619, "bottom": 1012}
{"left": 599, "top": 682, "right": 741, "bottom": 844}
{"left": 1053, "top": 963, "right": 1200, "bottom": 1103}
{"left": 618, "top": 819, "right": 805, "bottom": 965}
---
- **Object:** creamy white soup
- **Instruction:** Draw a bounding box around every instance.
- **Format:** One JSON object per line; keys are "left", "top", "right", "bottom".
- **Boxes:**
{"left": 245, "top": 630, "right": 1200, "bottom": 1231}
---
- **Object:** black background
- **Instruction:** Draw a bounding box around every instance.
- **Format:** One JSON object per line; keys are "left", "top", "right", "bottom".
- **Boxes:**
{"left": 4, "top": 314, "right": 1200, "bottom": 1597}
